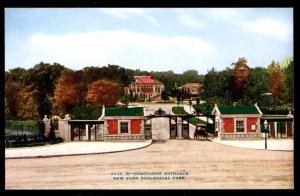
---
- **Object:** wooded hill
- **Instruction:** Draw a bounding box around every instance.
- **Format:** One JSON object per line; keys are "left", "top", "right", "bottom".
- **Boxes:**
{"left": 5, "top": 57, "right": 294, "bottom": 120}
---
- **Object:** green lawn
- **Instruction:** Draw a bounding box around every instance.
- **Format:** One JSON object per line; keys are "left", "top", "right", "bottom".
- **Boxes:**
{"left": 172, "top": 107, "right": 207, "bottom": 125}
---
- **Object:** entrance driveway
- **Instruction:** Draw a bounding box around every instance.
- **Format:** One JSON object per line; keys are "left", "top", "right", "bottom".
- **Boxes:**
{"left": 5, "top": 140, "right": 293, "bottom": 189}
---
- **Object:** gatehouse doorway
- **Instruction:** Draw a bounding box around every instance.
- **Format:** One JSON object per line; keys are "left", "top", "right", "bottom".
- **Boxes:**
{"left": 68, "top": 120, "right": 104, "bottom": 141}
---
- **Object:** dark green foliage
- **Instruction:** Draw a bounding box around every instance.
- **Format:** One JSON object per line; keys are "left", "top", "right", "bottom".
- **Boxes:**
{"left": 48, "top": 119, "right": 56, "bottom": 140}
{"left": 283, "top": 60, "right": 294, "bottom": 106}
{"left": 192, "top": 104, "right": 213, "bottom": 115}
{"left": 69, "top": 104, "right": 101, "bottom": 120}
{"left": 261, "top": 108, "right": 291, "bottom": 115}
{"left": 172, "top": 107, "right": 207, "bottom": 125}
{"left": 161, "top": 90, "right": 169, "bottom": 102}
{"left": 201, "top": 68, "right": 232, "bottom": 105}
{"left": 120, "top": 94, "right": 130, "bottom": 105}
{"left": 243, "top": 67, "right": 268, "bottom": 105}
{"left": 38, "top": 120, "right": 45, "bottom": 139}
{"left": 196, "top": 98, "right": 200, "bottom": 105}
{"left": 5, "top": 120, "right": 39, "bottom": 133}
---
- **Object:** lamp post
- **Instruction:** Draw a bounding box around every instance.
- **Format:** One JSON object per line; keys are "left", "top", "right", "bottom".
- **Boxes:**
{"left": 264, "top": 120, "right": 268, "bottom": 149}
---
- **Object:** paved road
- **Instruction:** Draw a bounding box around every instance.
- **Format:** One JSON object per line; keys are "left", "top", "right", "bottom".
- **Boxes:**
{"left": 5, "top": 140, "right": 293, "bottom": 189}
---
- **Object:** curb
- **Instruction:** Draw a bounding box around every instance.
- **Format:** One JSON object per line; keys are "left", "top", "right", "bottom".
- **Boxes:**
{"left": 5, "top": 141, "right": 68, "bottom": 150}
{"left": 5, "top": 140, "right": 153, "bottom": 159}
{"left": 210, "top": 139, "right": 293, "bottom": 152}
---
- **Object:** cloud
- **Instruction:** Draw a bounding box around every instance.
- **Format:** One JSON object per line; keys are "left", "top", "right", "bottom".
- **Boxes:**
{"left": 237, "top": 18, "right": 293, "bottom": 42}
{"left": 29, "top": 30, "right": 215, "bottom": 72}
{"left": 178, "top": 14, "right": 205, "bottom": 28}
{"left": 99, "top": 8, "right": 161, "bottom": 27}
{"left": 208, "top": 8, "right": 244, "bottom": 20}
{"left": 98, "top": 8, "right": 145, "bottom": 19}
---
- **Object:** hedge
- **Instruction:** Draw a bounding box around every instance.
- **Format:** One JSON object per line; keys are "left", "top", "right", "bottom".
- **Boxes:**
{"left": 5, "top": 120, "right": 40, "bottom": 133}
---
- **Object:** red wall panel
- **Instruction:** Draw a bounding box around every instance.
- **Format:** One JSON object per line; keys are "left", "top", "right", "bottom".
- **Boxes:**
{"left": 131, "top": 119, "right": 141, "bottom": 134}
{"left": 247, "top": 118, "right": 257, "bottom": 132}
{"left": 107, "top": 120, "right": 118, "bottom": 134}
{"left": 223, "top": 118, "right": 234, "bottom": 133}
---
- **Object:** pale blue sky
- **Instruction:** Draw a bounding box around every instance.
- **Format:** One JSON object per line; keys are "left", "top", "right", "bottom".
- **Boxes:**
{"left": 5, "top": 8, "right": 293, "bottom": 74}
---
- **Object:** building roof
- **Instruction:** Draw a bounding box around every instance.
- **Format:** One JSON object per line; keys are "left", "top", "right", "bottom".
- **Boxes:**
{"left": 181, "top": 83, "right": 203, "bottom": 87}
{"left": 218, "top": 106, "right": 260, "bottom": 115}
{"left": 105, "top": 107, "right": 144, "bottom": 116}
{"left": 135, "top": 76, "right": 163, "bottom": 84}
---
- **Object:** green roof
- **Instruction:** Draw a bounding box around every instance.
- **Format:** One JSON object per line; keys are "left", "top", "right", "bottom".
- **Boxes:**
{"left": 105, "top": 107, "right": 144, "bottom": 116}
{"left": 218, "top": 106, "right": 259, "bottom": 115}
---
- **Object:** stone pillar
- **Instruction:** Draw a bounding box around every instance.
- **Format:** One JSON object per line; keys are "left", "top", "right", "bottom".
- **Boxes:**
{"left": 103, "top": 120, "right": 109, "bottom": 141}
{"left": 59, "top": 119, "right": 70, "bottom": 142}
{"left": 58, "top": 114, "right": 71, "bottom": 142}
{"left": 274, "top": 121, "right": 278, "bottom": 138}
{"left": 43, "top": 115, "right": 50, "bottom": 138}
{"left": 177, "top": 117, "right": 183, "bottom": 139}
{"left": 257, "top": 118, "right": 261, "bottom": 133}
{"left": 86, "top": 124, "right": 89, "bottom": 141}
{"left": 140, "top": 118, "right": 145, "bottom": 135}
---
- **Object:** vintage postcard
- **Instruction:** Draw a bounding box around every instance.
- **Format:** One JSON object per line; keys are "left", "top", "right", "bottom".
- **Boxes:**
{"left": 4, "top": 7, "right": 294, "bottom": 190}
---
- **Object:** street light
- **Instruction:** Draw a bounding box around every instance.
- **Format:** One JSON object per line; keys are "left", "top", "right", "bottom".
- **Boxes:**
{"left": 263, "top": 120, "right": 268, "bottom": 149}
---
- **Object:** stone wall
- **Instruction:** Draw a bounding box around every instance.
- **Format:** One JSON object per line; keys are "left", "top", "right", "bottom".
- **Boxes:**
{"left": 220, "top": 133, "right": 262, "bottom": 140}
{"left": 104, "top": 134, "right": 145, "bottom": 141}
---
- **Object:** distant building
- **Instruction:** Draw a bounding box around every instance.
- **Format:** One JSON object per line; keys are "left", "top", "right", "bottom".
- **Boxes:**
{"left": 127, "top": 76, "right": 164, "bottom": 101}
{"left": 176, "top": 83, "right": 203, "bottom": 99}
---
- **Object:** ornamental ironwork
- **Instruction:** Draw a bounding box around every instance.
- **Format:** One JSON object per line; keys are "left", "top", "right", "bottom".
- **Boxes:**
{"left": 153, "top": 107, "right": 168, "bottom": 116}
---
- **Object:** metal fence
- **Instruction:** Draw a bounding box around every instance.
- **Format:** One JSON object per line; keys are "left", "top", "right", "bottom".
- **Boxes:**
{"left": 5, "top": 120, "right": 44, "bottom": 145}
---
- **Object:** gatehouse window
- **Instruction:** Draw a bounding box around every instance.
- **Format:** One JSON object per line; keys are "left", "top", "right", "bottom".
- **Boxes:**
{"left": 235, "top": 119, "right": 246, "bottom": 132}
{"left": 118, "top": 120, "right": 131, "bottom": 134}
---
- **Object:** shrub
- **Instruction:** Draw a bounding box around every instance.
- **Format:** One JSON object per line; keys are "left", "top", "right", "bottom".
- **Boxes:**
{"left": 5, "top": 120, "right": 39, "bottom": 133}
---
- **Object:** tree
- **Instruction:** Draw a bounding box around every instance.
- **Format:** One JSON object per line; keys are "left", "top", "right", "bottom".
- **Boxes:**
{"left": 86, "top": 80, "right": 121, "bottom": 107}
{"left": 268, "top": 61, "right": 284, "bottom": 109}
{"left": 196, "top": 98, "right": 200, "bottom": 105}
{"left": 181, "top": 70, "right": 202, "bottom": 84}
{"left": 218, "top": 68, "right": 234, "bottom": 105}
{"left": 5, "top": 67, "right": 29, "bottom": 84}
{"left": 120, "top": 94, "right": 130, "bottom": 106}
{"left": 53, "top": 70, "right": 81, "bottom": 115}
{"left": 17, "top": 87, "right": 39, "bottom": 120}
{"left": 231, "top": 57, "right": 251, "bottom": 101}
{"left": 283, "top": 59, "right": 294, "bottom": 107}
{"left": 70, "top": 103, "right": 101, "bottom": 120}
{"left": 5, "top": 80, "right": 23, "bottom": 119}
{"left": 129, "top": 89, "right": 134, "bottom": 103}
{"left": 5, "top": 97, "right": 10, "bottom": 120}
{"left": 48, "top": 119, "right": 56, "bottom": 141}
{"left": 201, "top": 67, "right": 220, "bottom": 106}
{"left": 26, "top": 62, "right": 67, "bottom": 118}
{"left": 161, "top": 90, "right": 169, "bottom": 102}
{"left": 244, "top": 67, "right": 268, "bottom": 106}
